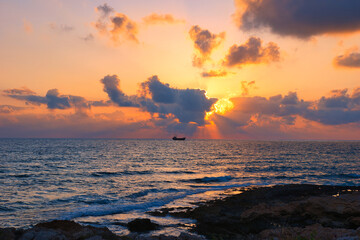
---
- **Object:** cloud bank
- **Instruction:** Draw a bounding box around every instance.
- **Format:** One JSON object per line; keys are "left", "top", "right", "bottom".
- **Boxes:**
{"left": 215, "top": 88, "right": 360, "bottom": 132}
{"left": 3, "top": 76, "right": 360, "bottom": 139}
{"left": 234, "top": 0, "right": 360, "bottom": 38}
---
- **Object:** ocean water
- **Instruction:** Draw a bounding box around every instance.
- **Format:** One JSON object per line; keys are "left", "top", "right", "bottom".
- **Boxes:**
{"left": 0, "top": 139, "right": 359, "bottom": 235}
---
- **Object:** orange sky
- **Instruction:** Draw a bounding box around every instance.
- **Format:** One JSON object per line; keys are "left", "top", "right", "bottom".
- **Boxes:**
{"left": 1, "top": 0, "right": 360, "bottom": 139}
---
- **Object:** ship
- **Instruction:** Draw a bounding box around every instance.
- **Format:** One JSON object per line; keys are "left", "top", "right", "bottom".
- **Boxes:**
{"left": 172, "top": 136, "right": 186, "bottom": 140}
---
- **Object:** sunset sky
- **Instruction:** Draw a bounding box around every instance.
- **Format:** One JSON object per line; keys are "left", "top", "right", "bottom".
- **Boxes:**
{"left": 1, "top": 0, "right": 360, "bottom": 139}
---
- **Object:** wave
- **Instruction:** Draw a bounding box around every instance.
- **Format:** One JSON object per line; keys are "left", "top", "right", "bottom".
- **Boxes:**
{"left": 91, "top": 170, "right": 153, "bottom": 177}
{"left": 186, "top": 175, "right": 233, "bottom": 183}
{"left": 164, "top": 170, "right": 196, "bottom": 174}
{"left": 60, "top": 183, "right": 269, "bottom": 220}
{"left": 91, "top": 171, "right": 120, "bottom": 177}
{"left": 0, "top": 206, "right": 15, "bottom": 212}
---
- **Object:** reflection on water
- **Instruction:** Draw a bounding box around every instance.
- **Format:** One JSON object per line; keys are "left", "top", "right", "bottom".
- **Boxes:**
{"left": 0, "top": 139, "right": 359, "bottom": 235}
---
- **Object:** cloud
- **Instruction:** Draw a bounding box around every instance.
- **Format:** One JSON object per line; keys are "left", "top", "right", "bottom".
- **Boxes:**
{"left": 94, "top": 4, "right": 138, "bottom": 44}
{"left": 110, "top": 13, "right": 138, "bottom": 43}
{"left": 142, "top": 13, "right": 185, "bottom": 25}
{"left": 94, "top": 3, "right": 114, "bottom": 34}
{"left": 0, "top": 105, "right": 26, "bottom": 114}
{"left": 96, "top": 3, "right": 114, "bottom": 17}
{"left": 101, "top": 74, "right": 217, "bottom": 127}
{"left": 334, "top": 50, "right": 360, "bottom": 68}
{"left": 3, "top": 87, "right": 36, "bottom": 95}
{"left": 139, "top": 75, "right": 218, "bottom": 126}
{"left": 304, "top": 88, "right": 360, "bottom": 125}
{"left": 211, "top": 88, "right": 360, "bottom": 135}
{"left": 234, "top": 0, "right": 360, "bottom": 39}
{"left": 100, "top": 75, "right": 139, "bottom": 107}
{"left": 81, "top": 33, "right": 94, "bottom": 42}
{"left": 3, "top": 88, "right": 91, "bottom": 111}
{"left": 201, "top": 70, "right": 228, "bottom": 78}
{"left": 189, "top": 25, "right": 225, "bottom": 67}
{"left": 49, "top": 23, "right": 74, "bottom": 32}
{"left": 223, "top": 37, "right": 280, "bottom": 67}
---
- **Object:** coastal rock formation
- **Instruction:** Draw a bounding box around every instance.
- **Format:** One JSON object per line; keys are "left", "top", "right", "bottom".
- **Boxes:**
{"left": 2, "top": 185, "right": 360, "bottom": 240}
{"left": 127, "top": 218, "right": 159, "bottom": 232}
{"left": 153, "top": 184, "right": 360, "bottom": 240}
{"left": 0, "top": 220, "right": 205, "bottom": 240}
{"left": 0, "top": 220, "right": 122, "bottom": 240}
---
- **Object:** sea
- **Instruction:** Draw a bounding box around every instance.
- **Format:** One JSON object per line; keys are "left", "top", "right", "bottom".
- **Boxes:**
{"left": 0, "top": 139, "right": 359, "bottom": 236}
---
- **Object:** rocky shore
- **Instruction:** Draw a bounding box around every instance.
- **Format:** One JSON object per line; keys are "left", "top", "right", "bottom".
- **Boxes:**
{"left": 1, "top": 184, "right": 360, "bottom": 240}
{"left": 151, "top": 184, "right": 360, "bottom": 239}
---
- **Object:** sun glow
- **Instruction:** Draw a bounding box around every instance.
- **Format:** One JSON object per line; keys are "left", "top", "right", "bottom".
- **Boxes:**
{"left": 206, "top": 98, "right": 234, "bottom": 119}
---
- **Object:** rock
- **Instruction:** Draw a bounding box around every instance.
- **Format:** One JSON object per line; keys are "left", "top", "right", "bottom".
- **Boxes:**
{"left": 178, "top": 232, "right": 206, "bottom": 240}
{"left": 127, "top": 218, "right": 159, "bottom": 232}
{"left": 14, "top": 220, "right": 122, "bottom": 240}
{"left": 0, "top": 228, "right": 16, "bottom": 240}
{"left": 84, "top": 236, "right": 103, "bottom": 240}
{"left": 33, "top": 229, "right": 67, "bottom": 240}
{"left": 168, "top": 184, "right": 360, "bottom": 239}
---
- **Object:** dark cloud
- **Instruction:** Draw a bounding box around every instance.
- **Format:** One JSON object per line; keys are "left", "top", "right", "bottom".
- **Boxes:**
{"left": 3, "top": 88, "right": 35, "bottom": 95}
{"left": 201, "top": 70, "right": 228, "bottom": 78}
{"left": 45, "top": 89, "right": 71, "bottom": 109}
{"left": 96, "top": 3, "right": 114, "bottom": 17}
{"left": 334, "top": 51, "right": 360, "bottom": 68}
{"left": 139, "top": 75, "right": 217, "bottom": 126}
{"left": 223, "top": 37, "right": 280, "bottom": 67}
{"left": 3, "top": 88, "right": 47, "bottom": 106}
{"left": 142, "top": 13, "right": 185, "bottom": 25}
{"left": 100, "top": 75, "right": 139, "bottom": 107}
{"left": 89, "top": 100, "right": 113, "bottom": 107}
{"left": 94, "top": 4, "right": 138, "bottom": 43}
{"left": 234, "top": 0, "right": 360, "bottom": 39}
{"left": 215, "top": 88, "right": 360, "bottom": 130}
{"left": 94, "top": 3, "right": 114, "bottom": 34}
{"left": 304, "top": 89, "right": 360, "bottom": 125}
{"left": 101, "top": 75, "right": 216, "bottom": 127}
{"left": 230, "top": 92, "right": 308, "bottom": 120}
{"left": 3, "top": 88, "right": 91, "bottom": 111}
{"left": 189, "top": 25, "right": 225, "bottom": 67}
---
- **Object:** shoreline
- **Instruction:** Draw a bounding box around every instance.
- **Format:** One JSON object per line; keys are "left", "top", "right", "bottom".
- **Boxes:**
{"left": 1, "top": 184, "right": 360, "bottom": 240}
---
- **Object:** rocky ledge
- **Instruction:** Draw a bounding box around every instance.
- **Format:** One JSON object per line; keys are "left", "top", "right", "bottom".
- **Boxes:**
{"left": 151, "top": 184, "right": 360, "bottom": 239}
{"left": 0, "top": 219, "right": 204, "bottom": 240}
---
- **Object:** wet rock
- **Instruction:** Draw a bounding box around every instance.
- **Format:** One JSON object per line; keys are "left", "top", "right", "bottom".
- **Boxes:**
{"left": 0, "top": 228, "right": 16, "bottom": 240}
{"left": 170, "top": 184, "right": 360, "bottom": 239}
{"left": 127, "top": 218, "right": 159, "bottom": 232}
{"left": 2, "top": 220, "right": 123, "bottom": 240}
{"left": 125, "top": 232, "right": 206, "bottom": 240}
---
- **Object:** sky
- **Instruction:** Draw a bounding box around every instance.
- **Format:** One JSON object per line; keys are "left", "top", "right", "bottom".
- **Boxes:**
{"left": 1, "top": 0, "right": 360, "bottom": 139}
